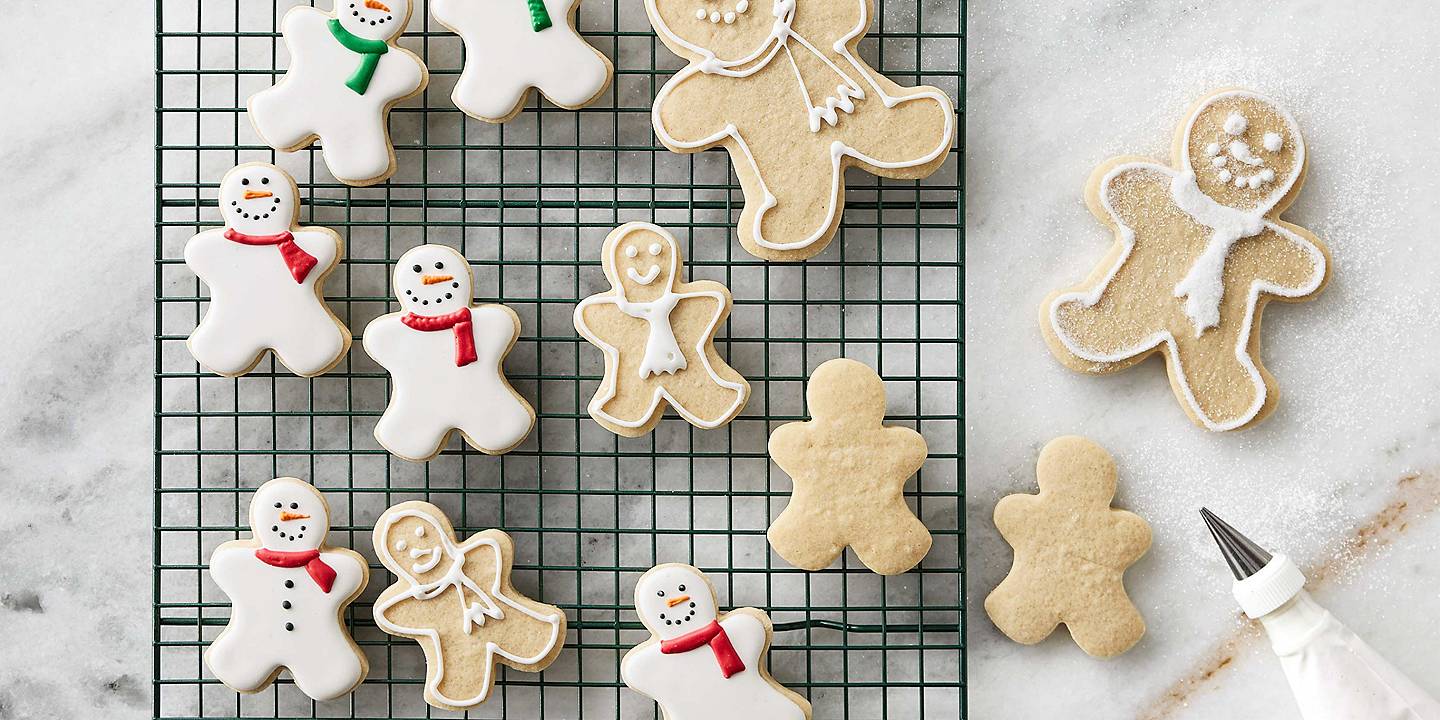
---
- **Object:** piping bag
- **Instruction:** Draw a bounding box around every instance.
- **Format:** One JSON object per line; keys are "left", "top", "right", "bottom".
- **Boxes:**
{"left": 1201, "top": 508, "right": 1440, "bottom": 720}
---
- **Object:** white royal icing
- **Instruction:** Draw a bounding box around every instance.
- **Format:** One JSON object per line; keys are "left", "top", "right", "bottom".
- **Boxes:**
{"left": 248, "top": 1, "right": 427, "bottom": 185}
{"left": 373, "top": 507, "right": 564, "bottom": 708}
{"left": 649, "top": 0, "right": 955, "bottom": 252}
{"left": 361, "top": 244, "right": 535, "bottom": 460}
{"left": 621, "top": 564, "right": 807, "bottom": 720}
{"left": 206, "top": 478, "right": 367, "bottom": 701}
{"left": 431, "top": 0, "right": 612, "bottom": 122}
{"left": 573, "top": 223, "right": 748, "bottom": 430}
{"left": 1263, "top": 131, "right": 1284, "bottom": 152}
{"left": 185, "top": 164, "right": 349, "bottom": 378}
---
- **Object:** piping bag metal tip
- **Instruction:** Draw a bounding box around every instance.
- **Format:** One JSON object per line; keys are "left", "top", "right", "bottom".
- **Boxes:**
{"left": 1200, "top": 507, "right": 1274, "bottom": 581}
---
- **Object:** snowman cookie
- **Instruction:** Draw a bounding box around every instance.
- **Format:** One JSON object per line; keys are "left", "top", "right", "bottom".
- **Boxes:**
{"left": 373, "top": 501, "right": 566, "bottom": 710}
{"left": 362, "top": 244, "right": 535, "bottom": 461}
{"left": 768, "top": 358, "right": 931, "bottom": 575}
{"left": 185, "top": 164, "right": 350, "bottom": 378}
{"left": 646, "top": 0, "right": 955, "bottom": 261}
{"left": 431, "top": 0, "right": 613, "bottom": 123}
{"left": 574, "top": 222, "right": 749, "bottom": 436}
{"left": 249, "top": 0, "right": 428, "bottom": 186}
{"left": 206, "top": 478, "right": 369, "bottom": 701}
{"left": 621, "top": 564, "right": 810, "bottom": 720}
{"left": 1042, "top": 89, "right": 1330, "bottom": 431}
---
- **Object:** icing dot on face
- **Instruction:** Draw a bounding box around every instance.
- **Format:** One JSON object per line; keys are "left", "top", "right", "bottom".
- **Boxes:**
{"left": 1234, "top": 175, "right": 1247, "bottom": 188}
{"left": 415, "top": 525, "right": 425, "bottom": 537}
{"left": 396, "top": 539, "right": 407, "bottom": 551}
{"left": 710, "top": 10, "right": 720, "bottom": 22}
{"left": 625, "top": 245, "right": 639, "bottom": 258}
{"left": 724, "top": 11, "right": 735, "bottom": 22}
{"left": 1248, "top": 175, "right": 1263, "bottom": 189}
{"left": 1210, "top": 156, "right": 1226, "bottom": 168}
{"left": 648, "top": 243, "right": 663, "bottom": 256}
{"left": 695, "top": 7, "right": 705, "bottom": 18}
{"left": 1204, "top": 142, "right": 1221, "bottom": 157}
{"left": 1260, "top": 168, "right": 1276, "bottom": 182}
{"left": 736, "top": 0, "right": 748, "bottom": 11}
{"left": 1217, "top": 169, "right": 1233, "bottom": 183}
{"left": 1223, "top": 112, "right": 1248, "bottom": 135}
{"left": 1263, "top": 132, "right": 1283, "bottom": 152}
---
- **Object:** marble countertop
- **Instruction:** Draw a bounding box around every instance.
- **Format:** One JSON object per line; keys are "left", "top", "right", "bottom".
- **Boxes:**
{"left": 3, "top": 0, "right": 1439, "bottom": 718}
{"left": 965, "top": 0, "right": 1440, "bottom": 718}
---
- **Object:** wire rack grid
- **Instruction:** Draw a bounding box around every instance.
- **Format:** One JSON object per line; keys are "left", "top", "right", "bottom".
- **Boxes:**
{"left": 154, "top": 0, "right": 964, "bottom": 717}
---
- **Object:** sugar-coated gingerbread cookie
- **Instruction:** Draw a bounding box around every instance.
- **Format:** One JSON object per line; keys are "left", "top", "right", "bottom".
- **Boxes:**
{"left": 372, "top": 501, "right": 566, "bottom": 711}
{"left": 1041, "top": 89, "right": 1331, "bottom": 431}
{"left": 621, "top": 563, "right": 811, "bottom": 720}
{"left": 984, "top": 436, "right": 1151, "bottom": 658}
{"left": 249, "top": 0, "right": 428, "bottom": 186}
{"left": 768, "top": 358, "right": 931, "bottom": 575}
{"left": 574, "top": 222, "right": 749, "bottom": 436}
{"left": 431, "top": 0, "right": 613, "bottom": 123}
{"left": 362, "top": 244, "right": 535, "bottom": 461}
{"left": 185, "top": 164, "right": 350, "bottom": 378}
{"left": 645, "top": 0, "right": 955, "bottom": 261}
{"left": 206, "top": 478, "right": 369, "bottom": 700}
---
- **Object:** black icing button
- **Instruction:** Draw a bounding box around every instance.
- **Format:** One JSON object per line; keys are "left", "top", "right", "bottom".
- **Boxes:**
{"left": 284, "top": 580, "right": 294, "bottom": 588}
{"left": 285, "top": 622, "right": 294, "bottom": 632}
{"left": 282, "top": 600, "right": 292, "bottom": 610}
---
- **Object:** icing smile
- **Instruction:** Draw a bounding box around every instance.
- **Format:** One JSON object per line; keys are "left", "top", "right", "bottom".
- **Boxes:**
{"left": 410, "top": 546, "right": 441, "bottom": 573}
{"left": 347, "top": 1, "right": 395, "bottom": 25}
{"left": 229, "top": 175, "right": 284, "bottom": 220}
{"left": 403, "top": 260, "right": 461, "bottom": 307}
{"left": 1202, "top": 111, "right": 1282, "bottom": 190}
{"left": 627, "top": 265, "right": 661, "bottom": 285}
{"left": 693, "top": 0, "right": 749, "bottom": 24}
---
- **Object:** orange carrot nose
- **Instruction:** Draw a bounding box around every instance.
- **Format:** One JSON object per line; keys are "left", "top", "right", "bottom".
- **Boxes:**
{"left": 666, "top": 595, "right": 690, "bottom": 607}
{"left": 279, "top": 511, "right": 310, "bottom": 521}
{"left": 243, "top": 190, "right": 274, "bottom": 200}
{"left": 421, "top": 274, "right": 454, "bottom": 285}
{"left": 365, "top": 0, "right": 391, "bottom": 10}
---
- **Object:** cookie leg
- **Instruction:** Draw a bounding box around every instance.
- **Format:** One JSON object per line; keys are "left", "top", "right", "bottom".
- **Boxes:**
{"left": 374, "top": 404, "right": 448, "bottom": 460}
{"left": 594, "top": 369, "right": 663, "bottom": 428}
{"left": 316, "top": 117, "right": 394, "bottom": 185}
{"left": 458, "top": 391, "right": 532, "bottom": 453}
{"left": 1171, "top": 330, "right": 1265, "bottom": 429}
{"left": 269, "top": 308, "right": 348, "bottom": 377}
{"left": 533, "top": 34, "right": 609, "bottom": 109}
{"left": 767, "top": 504, "right": 844, "bottom": 571}
{"left": 984, "top": 577, "right": 1061, "bottom": 646}
{"left": 849, "top": 509, "right": 931, "bottom": 575}
{"left": 287, "top": 635, "right": 364, "bottom": 701}
{"left": 189, "top": 316, "right": 264, "bottom": 376}
{"left": 1063, "top": 591, "right": 1145, "bottom": 658}
{"left": 748, "top": 149, "right": 843, "bottom": 252}
{"left": 661, "top": 373, "right": 746, "bottom": 428}
{"left": 206, "top": 631, "right": 280, "bottom": 692}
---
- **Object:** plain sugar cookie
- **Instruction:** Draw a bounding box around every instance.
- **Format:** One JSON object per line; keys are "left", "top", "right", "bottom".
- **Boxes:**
{"left": 984, "top": 436, "right": 1151, "bottom": 658}
{"left": 1041, "top": 88, "right": 1331, "bottom": 431}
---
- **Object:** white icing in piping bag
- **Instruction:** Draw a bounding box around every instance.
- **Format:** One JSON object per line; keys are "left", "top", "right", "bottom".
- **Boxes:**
{"left": 1201, "top": 508, "right": 1440, "bottom": 720}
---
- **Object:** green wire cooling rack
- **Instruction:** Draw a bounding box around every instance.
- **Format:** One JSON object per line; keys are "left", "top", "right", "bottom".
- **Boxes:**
{"left": 154, "top": 0, "right": 964, "bottom": 717}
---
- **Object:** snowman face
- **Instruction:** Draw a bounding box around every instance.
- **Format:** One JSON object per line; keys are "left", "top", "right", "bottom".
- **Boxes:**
{"left": 336, "top": 0, "right": 407, "bottom": 41}
{"left": 249, "top": 478, "right": 329, "bottom": 552}
{"left": 380, "top": 511, "right": 452, "bottom": 585}
{"left": 634, "top": 564, "right": 719, "bottom": 639}
{"left": 650, "top": 0, "right": 780, "bottom": 64}
{"left": 219, "top": 164, "right": 294, "bottom": 236}
{"left": 393, "top": 245, "right": 472, "bottom": 317}
{"left": 606, "top": 227, "right": 678, "bottom": 303}
{"left": 1183, "top": 93, "right": 1303, "bottom": 214}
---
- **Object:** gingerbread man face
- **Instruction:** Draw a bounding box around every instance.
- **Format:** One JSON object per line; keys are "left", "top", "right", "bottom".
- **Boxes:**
{"left": 605, "top": 227, "right": 680, "bottom": 304}
{"left": 377, "top": 508, "right": 453, "bottom": 587}
{"left": 336, "top": 0, "right": 410, "bottom": 42}
{"left": 648, "top": 0, "right": 777, "bottom": 63}
{"left": 1180, "top": 91, "right": 1305, "bottom": 213}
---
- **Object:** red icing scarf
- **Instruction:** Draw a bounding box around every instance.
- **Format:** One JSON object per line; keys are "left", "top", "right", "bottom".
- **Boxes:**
{"left": 255, "top": 548, "right": 337, "bottom": 593}
{"left": 659, "top": 620, "right": 746, "bottom": 678}
{"left": 401, "top": 307, "right": 478, "bottom": 367}
{"left": 224, "top": 228, "right": 319, "bottom": 284}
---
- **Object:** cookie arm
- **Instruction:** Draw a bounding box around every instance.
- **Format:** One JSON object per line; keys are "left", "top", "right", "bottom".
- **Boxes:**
{"left": 1109, "top": 510, "right": 1153, "bottom": 567}
{"left": 652, "top": 68, "right": 732, "bottom": 150}
{"left": 992, "top": 493, "right": 1041, "bottom": 545}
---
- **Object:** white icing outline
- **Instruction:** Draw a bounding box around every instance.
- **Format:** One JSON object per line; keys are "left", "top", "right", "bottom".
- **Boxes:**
{"left": 648, "top": 0, "right": 955, "bottom": 251}
{"left": 373, "top": 507, "right": 563, "bottom": 708}
{"left": 573, "top": 223, "right": 747, "bottom": 430}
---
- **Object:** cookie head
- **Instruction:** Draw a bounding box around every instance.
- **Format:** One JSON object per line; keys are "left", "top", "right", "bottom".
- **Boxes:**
{"left": 649, "top": 0, "right": 781, "bottom": 64}
{"left": 393, "top": 245, "right": 470, "bottom": 317}
{"left": 603, "top": 225, "right": 680, "bottom": 302}
{"left": 336, "top": 0, "right": 406, "bottom": 41}
{"left": 1035, "top": 436, "right": 1118, "bottom": 507}
{"left": 634, "top": 564, "right": 718, "bottom": 639}
{"left": 220, "top": 164, "right": 294, "bottom": 236}
{"left": 807, "top": 358, "right": 886, "bottom": 425}
{"left": 249, "top": 478, "right": 329, "bottom": 551}
{"left": 379, "top": 509, "right": 453, "bottom": 586}
{"left": 1182, "top": 90, "right": 1304, "bottom": 214}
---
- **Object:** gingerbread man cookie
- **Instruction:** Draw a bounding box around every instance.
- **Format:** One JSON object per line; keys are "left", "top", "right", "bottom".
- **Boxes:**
{"left": 621, "top": 563, "right": 810, "bottom": 720}
{"left": 573, "top": 222, "right": 749, "bottom": 436}
{"left": 185, "top": 164, "right": 350, "bottom": 377}
{"left": 645, "top": 0, "right": 955, "bottom": 261}
{"left": 767, "top": 358, "right": 931, "bottom": 575}
{"left": 206, "top": 478, "right": 369, "bottom": 701}
{"left": 431, "top": 0, "right": 613, "bottom": 123}
{"left": 249, "top": 0, "right": 428, "bottom": 186}
{"left": 1042, "top": 89, "right": 1331, "bottom": 431}
{"left": 984, "top": 436, "right": 1151, "bottom": 658}
{"left": 362, "top": 244, "right": 536, "bottom": 461}
{"left": 373, "top": 501, "right": 566, "bottom": 710}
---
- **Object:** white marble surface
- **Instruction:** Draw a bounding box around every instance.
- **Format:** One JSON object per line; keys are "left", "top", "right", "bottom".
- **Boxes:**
{"left": 966, "top": 0, "right": 1440, "bottom": 718}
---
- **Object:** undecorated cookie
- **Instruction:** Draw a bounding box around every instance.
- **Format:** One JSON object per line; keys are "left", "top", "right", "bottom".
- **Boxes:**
{"left": 248, "top": 0, "right": 428, "bottom": 185}
{"left": 372, "top": 501, "right": 566, "bottom": 711}
{"left": 985, "top": 436, "right": 1151, "bottom": 658}
{"left": 1041, "top": 88, "right": 1331, "bottom": 431}
{"left": 621, "top": 563, "right": 810, "bottom": 720}
{"left": 768, "top": 358, "right": 931, "bottom": 575}
{"left": 645, "top": 0, "right": 955, "bottom": 261}
{"left": 574, "top": 222, "right": 749, "bottom": 436}
{"left": 206, "top": 478, "right": 369, "bottom": 700}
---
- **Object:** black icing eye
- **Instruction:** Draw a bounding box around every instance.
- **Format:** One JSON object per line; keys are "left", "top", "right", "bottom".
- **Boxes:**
{"left": 656, "top": 590, "right": 665, "bottom": 597}
{"left": 261, "top": 177, "right": 270, "bottom": 185}
{"left": 289, "top": 502, "right": 298, "bottom": 510}
{"left": 241, "top": 178, "right": 250, "bottom": 186}
{"left": 412, "top": 264, "right": 422, "bottom": 273}
{"left": 274, "top": 502, "right": 282, "bottom": 508}
{"left": 678, "top": 584, "right": 686, "bottom": 592}
{"left": 434, "top": 261, "right": 444, "bottom": 270}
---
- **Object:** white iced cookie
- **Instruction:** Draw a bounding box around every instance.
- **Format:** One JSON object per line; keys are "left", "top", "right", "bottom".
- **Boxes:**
{"left": 431, "top": 0, "right": 613, "bottom": 123}
{"left": 362, "top": 244, "right": 535, "bottom": 461}
{"left": 248, "top": 0, "right": 428, "bottom": 186}
{"left": 205, "top": 478, "right": 369, "bottom": 701}
{"left": 184, "top": 163, "right": 350, "bottom": 378}
{"left": 621, "top": 563, "right": 811, "bottom": 720}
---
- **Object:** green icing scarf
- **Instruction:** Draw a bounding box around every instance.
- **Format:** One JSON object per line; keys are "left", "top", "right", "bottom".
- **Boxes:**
{"left": 526, "top": 0, "right": 553, "bottom": 31}
{"left": 327, "top": 18, "right": 390, "bottom": 95}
